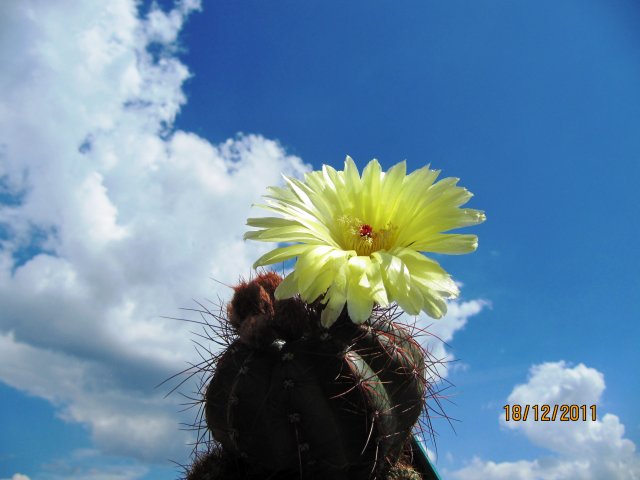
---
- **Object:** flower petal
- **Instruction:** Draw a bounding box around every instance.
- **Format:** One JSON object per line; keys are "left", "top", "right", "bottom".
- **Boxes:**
{"left": 360, "top": 159, "right": 382, "bottom": 222}
{"left": 346, "top": 284, "right": 374, "bottom": 324}
{"left": 321, "top": 262, "right": 349, "bottom": 327}
{"left": 378, "top": 160, "right": 407, "bottom": 222}
{"left": 296, "top": 246, "right": 350, "bottom": 300}
{"left": 393, "top": 247, "right": 459, "bottom": 297}
{"left": 253, "top": 243, "right": 315, "bottom": 267}
{"left": 243, "top": 225, "right": 326, "bottom": 243}
{"left": 321, "top": 306, "right": 342, "bottom": 328}
{"left": 365, "top": 260, "right": 389, "bottom": 307}
{"left": 371, "top": 251, "right": 410, "bottom": 297}
{"left": 397, "top": 208, "right": 486, "bottom": 246}
{"left": 274, "top": 271, "right": 299, "bottom": 300}
{"left": 421, "top": 294, "right": 448, "bottom": 319}
{"left": 246, "top": 217, "right": 300, "bottom": 228}
{"left": 343, "top": 155, "right": 362, "bottom": 196}
{"left": 411, "top": 233, "right": 479, "bottom": 254}
{"left": 254, "top": 203, "right": 339, "bottom": 246}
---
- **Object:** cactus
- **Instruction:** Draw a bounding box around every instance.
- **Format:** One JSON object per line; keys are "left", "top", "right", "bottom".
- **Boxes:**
{"left": 170, "top": 156, "right": 484, "bottom": 478}
{"left": 181, "top": 272, "right": 439, "bottom": 479}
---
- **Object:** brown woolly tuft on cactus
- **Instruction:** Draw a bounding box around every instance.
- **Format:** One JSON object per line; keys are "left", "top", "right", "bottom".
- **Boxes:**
{"left": 226, "top": 275, "right": 276, "bottom": 349}
{"left": 227, "top": 273, "right": 314, "bottom": 348}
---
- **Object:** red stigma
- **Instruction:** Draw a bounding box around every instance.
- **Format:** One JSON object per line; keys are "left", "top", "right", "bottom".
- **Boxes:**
{"left": 359, "top": 224, "right": 373, "bottom": 237}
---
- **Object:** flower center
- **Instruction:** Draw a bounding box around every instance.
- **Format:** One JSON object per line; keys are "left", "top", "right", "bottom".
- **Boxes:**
{"left": 359, "top": 224, "right": 373, "bottom": 238}
{"left": 338, "top": 215, "right": 396, "bottom": 256}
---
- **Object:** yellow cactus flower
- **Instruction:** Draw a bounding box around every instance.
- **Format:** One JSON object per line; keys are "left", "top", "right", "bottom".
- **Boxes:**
{"left": 244, "top": 156, "right": 485, "bottom": 328}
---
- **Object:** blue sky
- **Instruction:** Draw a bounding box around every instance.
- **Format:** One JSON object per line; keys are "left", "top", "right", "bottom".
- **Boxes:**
{"left": 1, "top": 1, "right": 639, "bottom": 479}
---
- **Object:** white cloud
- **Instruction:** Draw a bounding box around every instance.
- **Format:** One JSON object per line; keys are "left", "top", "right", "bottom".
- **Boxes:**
{"left": 36, "top": 449, "right": 149, "bottom": 480}
{"left": 3, "top": 475, "right": 31, "bottom": 480}
{"left": 0, "top": 0, "right": 308, "bottom": 466}
{"left": 451, "top": 362, "right": 640, "bottom": 480}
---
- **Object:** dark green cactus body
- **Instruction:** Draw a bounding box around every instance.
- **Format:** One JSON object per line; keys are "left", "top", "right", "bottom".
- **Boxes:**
{"left": 205, "top": 311, "right": 426, "bottom": 479}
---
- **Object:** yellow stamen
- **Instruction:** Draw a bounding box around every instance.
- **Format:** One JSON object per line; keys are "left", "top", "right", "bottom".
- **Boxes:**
{"left": 338, "top": 215, "right": 396, "bottom": 255}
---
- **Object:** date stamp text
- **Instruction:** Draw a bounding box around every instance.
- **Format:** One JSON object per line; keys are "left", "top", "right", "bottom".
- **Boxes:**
{"left": 503, "top": 404, "right": 597, "bottom": 422}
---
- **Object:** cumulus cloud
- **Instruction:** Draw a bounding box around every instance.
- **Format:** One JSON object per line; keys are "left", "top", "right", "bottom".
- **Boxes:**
{"left": 451, "top": 362, "right": 640, "bottom": 480}
{"left": 3, "top": 475, "right": 31, "bottom": 480}
{"left": 36, "top": 449, "right": 148, "bottom": 480}
{"left": 0, "top": 0, "right": 307, "bottom": 464}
